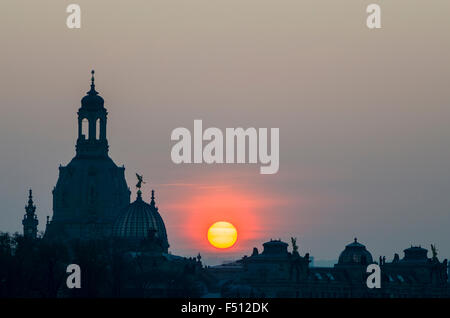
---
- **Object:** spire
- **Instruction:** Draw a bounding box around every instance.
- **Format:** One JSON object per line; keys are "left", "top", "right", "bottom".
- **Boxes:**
{"left": 25, "top": 189, "right": 36, "bottom": 216}
{"left": 28, "top": 189, "right": 33, "bottom": 205}
{"left": 87, "top": 69, "right": 99, "bottom": 96}
{"left": 150, "top": 189, "right": 156, "bottom": 207}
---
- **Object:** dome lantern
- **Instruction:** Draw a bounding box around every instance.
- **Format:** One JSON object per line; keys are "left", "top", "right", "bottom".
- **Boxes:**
{"left": 80, "top": 69, "right": 104, "bottom": 110}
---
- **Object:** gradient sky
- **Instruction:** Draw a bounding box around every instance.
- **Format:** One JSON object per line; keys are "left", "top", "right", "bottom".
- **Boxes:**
{"left": 1, "top": 1, "right": 450, "bottom": 265}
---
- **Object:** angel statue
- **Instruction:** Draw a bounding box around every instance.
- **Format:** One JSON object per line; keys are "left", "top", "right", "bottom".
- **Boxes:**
{"left": 431, "top": 244, "right": 438, "bottom": 260}
{"left": 291, "top": 237, "right": 298, "bottom": 254}
{"left": 136, "top": 173, "right": 146, "bottom": 189}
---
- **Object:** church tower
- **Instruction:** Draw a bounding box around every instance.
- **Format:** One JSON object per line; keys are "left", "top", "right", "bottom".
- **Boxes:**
{"left": 22, "top": 189, "right": 38, "bottom": 239}
{"left": 46, "top": 71, "right": 131, "bottom": 240}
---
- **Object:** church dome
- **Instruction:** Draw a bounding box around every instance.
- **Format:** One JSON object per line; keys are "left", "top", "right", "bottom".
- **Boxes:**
{"left": 262, "top": 239, "right": 289, "bottom": 256}
{"left": 81, "top": 70, "right": 104, "bottom": 110}
{"left": 401, "top": 246, "right": 428, "bottom": 263}
{"left": 113, "top": 190, "right": 169, "bottom": 251}
{"left": 337, "top": 238, "right": 373, "bottom": 266}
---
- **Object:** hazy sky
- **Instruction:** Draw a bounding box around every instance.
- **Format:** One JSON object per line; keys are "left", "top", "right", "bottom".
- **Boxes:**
{"left": 1, "top": 1, "right": 450, "bottom": 265}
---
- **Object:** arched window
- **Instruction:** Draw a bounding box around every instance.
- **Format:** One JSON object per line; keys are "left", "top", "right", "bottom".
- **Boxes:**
{"left": 95, "top": 118, "right": 101, "bottom": 140}
{"left": 81, "top": 118, "right": 89, "bottom": 139}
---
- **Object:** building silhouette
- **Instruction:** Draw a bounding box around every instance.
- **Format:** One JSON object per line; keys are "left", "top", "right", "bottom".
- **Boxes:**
{"left": 45, "top": 70, "right": 131, "bottom": 240}
{"left": 13, "top": 71, "right": 208, "bottom": 297}
{"left": 209, "top": 238, "right": 450, "bottom": 298}
{"left": 17, "top": 71, "right": 450, "bottom": 298}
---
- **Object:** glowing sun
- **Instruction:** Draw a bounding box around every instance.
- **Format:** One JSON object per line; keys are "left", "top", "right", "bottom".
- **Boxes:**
{"left": 207, "top": 221, "right": 238, "bottom": 249}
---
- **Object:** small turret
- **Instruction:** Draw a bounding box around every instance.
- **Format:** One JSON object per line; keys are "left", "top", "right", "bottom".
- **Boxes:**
{"left": 22, "top": 189, "right": 39, "bottom": 239}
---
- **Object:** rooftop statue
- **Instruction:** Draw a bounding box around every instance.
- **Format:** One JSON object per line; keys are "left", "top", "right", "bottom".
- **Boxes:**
{"left": 431, "top": 244, "right": 438, "bottom": 260}
{"left": 291, "top": 237, "right": 298, "bottom": 254}
{"left": 136, "top": 173, "right": 146, "bottom": 190}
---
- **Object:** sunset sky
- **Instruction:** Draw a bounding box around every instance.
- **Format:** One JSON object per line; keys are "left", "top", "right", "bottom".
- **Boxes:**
{"left": 1, "top": 1, "right": 450, "bottom": 265}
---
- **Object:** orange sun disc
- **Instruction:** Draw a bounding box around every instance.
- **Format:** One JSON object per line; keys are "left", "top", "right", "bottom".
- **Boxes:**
{"left": 207, "top": 221, "right": 238, "bottom": 249}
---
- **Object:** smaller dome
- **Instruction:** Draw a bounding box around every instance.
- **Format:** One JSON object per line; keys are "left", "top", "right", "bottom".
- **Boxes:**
{"left": 261, "top": 239, "right": 289, "bottom": 255}
{"left": 113, "top": 190, "right": 169, "bottom": 252}
{"left": 337, "top": 238, "right": 373, "bottom": 266}
{"left": 81, "top": 93, "right": 104, "bottom": 109}
{"left": 401, "top": 246, "right": 428, "bottom": 263}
